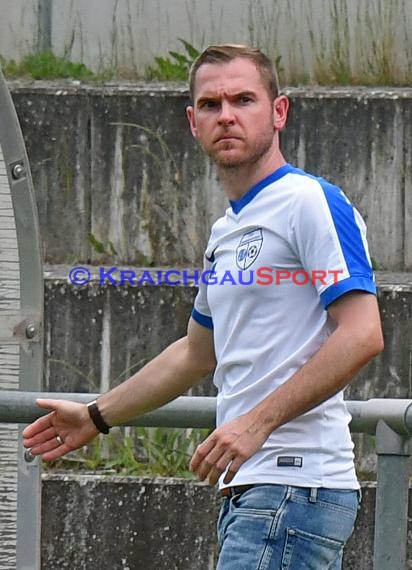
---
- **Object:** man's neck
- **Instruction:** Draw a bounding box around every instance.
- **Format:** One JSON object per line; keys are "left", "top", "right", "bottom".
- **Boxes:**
{"left": 218, "top": 149, "right": 287, "bottom": 202}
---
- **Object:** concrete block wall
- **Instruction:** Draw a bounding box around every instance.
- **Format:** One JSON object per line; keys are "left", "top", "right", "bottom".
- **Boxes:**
{"left": 9, "top": 83, "right": 412, "bottom": 270}
{"left": 40, "top": 475, "right": 409, "bottom": 570}
{"left": 41, "top": 476, "right": 220, "bottom": 570}
{"left": 41, "top": 268, "right": 412, "bottom": 401}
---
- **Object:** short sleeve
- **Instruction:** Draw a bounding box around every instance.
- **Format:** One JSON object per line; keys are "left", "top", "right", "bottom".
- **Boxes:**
{"left": 288, "top": 178, "right": 376, "bottom": 309}
{"left": 191, "top": 244, "right": 215, "bottom": 329}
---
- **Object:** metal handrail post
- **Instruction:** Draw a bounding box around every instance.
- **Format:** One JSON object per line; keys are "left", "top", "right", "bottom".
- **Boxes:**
{"left": 373, "top": 420, "right": 411, "bottom": 569}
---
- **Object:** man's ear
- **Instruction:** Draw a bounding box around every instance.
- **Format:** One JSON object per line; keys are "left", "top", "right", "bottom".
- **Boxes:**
{"left": 273, "top": 95, "right": 289, "bottom": 131}
{"left": 186, "top": 105, "right": 198, "bottom": 138}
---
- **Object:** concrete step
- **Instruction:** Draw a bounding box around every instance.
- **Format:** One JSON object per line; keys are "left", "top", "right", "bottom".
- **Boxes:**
{"left": 43, "top": 265, "right": 412, "bottom": 477}
{"left": 10, "top": 84, "right": 412, "bottom": 271}
{"left": 43, "top": 265, "right": 411, "bottom": 398}
{"left": 40, "top": 474, "right": 406, "bottom": 570}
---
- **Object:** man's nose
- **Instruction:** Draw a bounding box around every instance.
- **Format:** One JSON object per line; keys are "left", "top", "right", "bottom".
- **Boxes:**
{"left": 218, "top": 101, "right": 235, "bottom": 124}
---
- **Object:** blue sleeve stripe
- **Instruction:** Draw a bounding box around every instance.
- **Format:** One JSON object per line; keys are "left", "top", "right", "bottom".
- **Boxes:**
{"left": 191, "top": 308, "right": 214, "bottom": 329}
{"left": 320, "top": 180, "right": 374, "bottom": 280}
{"left": 320, "top": 276, "right": 377, "bottom": 309}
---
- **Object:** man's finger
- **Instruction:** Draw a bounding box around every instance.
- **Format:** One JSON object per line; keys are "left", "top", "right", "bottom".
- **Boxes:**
{"left": 195, "top": 446, "right": 226, "bottom": 481}
{"left": 189, "top": 435, "right": 216, "bottom": 471}
{"left": 28, "top": 436, "right": 62, "bottom": 456}
{"left": 23, "top": 425, "right": 57, "bottom": 448}
{"left": 35, "top": 398, "right": 61, "bottom": 410}
{"left": 222, "top": 456, "right": 246, "bottom": 485}
{"left": 39, "top": 443, "right": 71, "bottom": 462}
{"left": 22, "top": 412, "right": 55, "bottom": 439}
{"left": 207, "top": 451, "right": 236, "bottom": 485}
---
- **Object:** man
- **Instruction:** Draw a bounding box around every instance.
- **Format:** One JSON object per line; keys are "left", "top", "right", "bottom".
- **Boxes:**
{"left": 23, "top": 45, "right": 383, "bottom": 569}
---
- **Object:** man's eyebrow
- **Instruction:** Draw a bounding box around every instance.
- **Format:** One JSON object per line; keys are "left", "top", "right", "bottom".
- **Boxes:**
{"left": 196, "top": 95, "right": 216, "bottom": 107}
{"left": 196, "top": 90, "right": 257, "bottom": 106}
{"left": 233, "top": 90, "right": 256, "bottom": 98}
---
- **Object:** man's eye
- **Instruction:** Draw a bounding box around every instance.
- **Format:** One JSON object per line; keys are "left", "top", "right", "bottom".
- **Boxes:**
{"left": 201, "top": 101, "right": 217, "bottom": 109}
{"left": 239, "top": 96, "right": 252, "bottom": 104}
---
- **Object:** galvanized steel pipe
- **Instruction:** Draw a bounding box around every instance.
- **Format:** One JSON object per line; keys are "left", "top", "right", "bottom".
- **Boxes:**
{"left": 2, "top": 391, "right": 412, "bottom": 435}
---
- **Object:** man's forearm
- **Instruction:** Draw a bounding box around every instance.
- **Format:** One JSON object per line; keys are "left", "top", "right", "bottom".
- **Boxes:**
{"left": 249, "top": 304, "right": 383, "bottom": 437}
{"left": 97, "top": 336, "right": 213, "bottom": 427}
{"left": 250, "top": 333, "right": 368, "bottom": 436}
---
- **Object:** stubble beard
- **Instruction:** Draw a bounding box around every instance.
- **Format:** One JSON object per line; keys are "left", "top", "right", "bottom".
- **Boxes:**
{"left": 208, "top": 128, "right": 275, "bottom": 171}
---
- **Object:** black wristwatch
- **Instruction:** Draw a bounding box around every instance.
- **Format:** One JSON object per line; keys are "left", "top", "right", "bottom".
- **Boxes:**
{"left": 87, "top": 399, "right": 111, "bottom": 434}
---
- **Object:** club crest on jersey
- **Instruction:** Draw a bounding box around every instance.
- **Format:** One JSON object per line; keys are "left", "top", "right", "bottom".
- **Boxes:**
{"left": 236, "top": 228, "right": 263, "bottom": 269}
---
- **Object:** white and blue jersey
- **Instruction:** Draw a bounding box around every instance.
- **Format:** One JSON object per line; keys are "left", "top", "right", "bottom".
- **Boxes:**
{"left": 192, "top": 163, "right": 376, "bottom": 490}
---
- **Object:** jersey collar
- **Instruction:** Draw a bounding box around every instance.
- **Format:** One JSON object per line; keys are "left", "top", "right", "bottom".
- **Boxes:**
{"left": 229, "top": 163, "right": 294, "bottom": 214}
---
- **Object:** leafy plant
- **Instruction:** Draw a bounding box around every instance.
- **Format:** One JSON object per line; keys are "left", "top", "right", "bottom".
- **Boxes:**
{"left": 145, "top": 39, "right": 200, "bottom": 81}
{"left": 0, "top": 50, "right": 94, "bottom": 80}
{"left": 88, "top": 233, "right": 118, "bottom": 256}
{"left": 45, "top": 426, "right": 211, "bottom": 478}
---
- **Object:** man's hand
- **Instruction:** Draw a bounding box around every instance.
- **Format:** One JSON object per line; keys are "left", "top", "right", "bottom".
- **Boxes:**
{"left": 22, "top": 399, "right": 99, "bottom": 461}
{"left": 190, "top": 412, "right": 268, "bottom": 486}
{"left": 22, "top": 319, "right": 215, "bottom": 461}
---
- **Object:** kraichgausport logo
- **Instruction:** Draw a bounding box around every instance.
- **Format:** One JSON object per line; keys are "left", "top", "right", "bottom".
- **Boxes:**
{"left": 68, "top": 267, "right": 344, "bottom": 287}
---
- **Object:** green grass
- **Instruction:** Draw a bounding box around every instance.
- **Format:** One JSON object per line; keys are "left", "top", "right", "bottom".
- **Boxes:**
{"left": 44, "top": 426, "right": 211, "bottom": 478}
{"left": 0, "top": 50, "right": 95, "bottom": 80}
{"left": 0, "top": 41, "right": 199, "bottom": 83}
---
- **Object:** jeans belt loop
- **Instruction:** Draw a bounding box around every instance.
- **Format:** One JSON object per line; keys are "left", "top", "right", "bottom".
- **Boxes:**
{"left": 309, "top": 487, "right": 318, "bottom": 503}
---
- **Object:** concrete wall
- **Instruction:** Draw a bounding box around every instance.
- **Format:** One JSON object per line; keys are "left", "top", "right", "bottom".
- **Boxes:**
{"left": 0, "top": 0, "right": 412, "bottom": 84}
{"left": 41, "top": 266, "right": 412, "bottom": 477}
{"left": 42, "top": 268, "right": 411, "bottom": 401}
{"left": 0, "top": 80, "right": 406, "bottom": 486}
{"left": 41, "top": 475, "right": 219, "bottom": 570}
{"left": 7, "top": 83, "right": 412, "bottom": 475}
{"left": 9, "top": 83, "right": 412, "bottom": 271}
{"left": 40, "top": 475, "right": 407, "bottom": 570}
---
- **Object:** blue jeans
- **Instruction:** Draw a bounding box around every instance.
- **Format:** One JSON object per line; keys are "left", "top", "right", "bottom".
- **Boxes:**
{"left": 216, "top": 485, "right": 360, "bottom": 570}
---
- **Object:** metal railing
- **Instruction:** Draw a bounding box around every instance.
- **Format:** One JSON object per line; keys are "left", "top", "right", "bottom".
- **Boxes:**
{"left": 0, "top": 67, "right": 43, "bottom": 570}
{"left": 1, "top": 392, "right": 411, "bottom": 569}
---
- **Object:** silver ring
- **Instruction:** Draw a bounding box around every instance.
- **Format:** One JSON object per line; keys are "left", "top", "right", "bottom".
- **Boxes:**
{"left": 56, "top": 435, "right": 64, "bottom": 445}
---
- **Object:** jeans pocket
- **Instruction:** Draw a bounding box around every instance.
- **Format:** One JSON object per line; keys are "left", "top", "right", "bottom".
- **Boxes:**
{"left": 281, "top": 527, "right": 343, "bottom": 569}
{"left": 216, "top": 506, "right": 279, "bottom": 570}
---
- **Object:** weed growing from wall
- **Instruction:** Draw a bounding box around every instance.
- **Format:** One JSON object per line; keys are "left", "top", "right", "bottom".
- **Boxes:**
{"left": 0, "top": 50, "right": 94, "bottom": 80}
{"left": 45, "top": 426, "right": 211, "bottom": 478}
{"left": 145, "top": 39, "right": 199, "bottom": 81}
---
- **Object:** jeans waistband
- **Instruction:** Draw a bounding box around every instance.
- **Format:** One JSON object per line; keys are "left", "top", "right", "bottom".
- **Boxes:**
{"left": 220, "top": 484, "right": 256, "bottom": 498}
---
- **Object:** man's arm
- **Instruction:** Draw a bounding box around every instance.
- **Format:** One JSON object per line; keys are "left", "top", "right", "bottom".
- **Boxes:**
{"left": 190, "top": 291, "right": 384, "bottom": 485}
{"left": 23, "top": 318, "right": 216, "bottom": 461}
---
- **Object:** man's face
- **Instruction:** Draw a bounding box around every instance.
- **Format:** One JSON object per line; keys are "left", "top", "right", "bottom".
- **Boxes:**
{"left": 187, "top": 58, "right": 279, "bottom": 169}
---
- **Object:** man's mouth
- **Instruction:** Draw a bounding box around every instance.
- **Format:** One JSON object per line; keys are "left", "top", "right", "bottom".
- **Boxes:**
{"left": 214, "top": 135, "right": 241, "bottom": 143}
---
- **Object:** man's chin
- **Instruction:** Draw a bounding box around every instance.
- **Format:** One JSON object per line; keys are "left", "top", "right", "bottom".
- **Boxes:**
{"left": 212, "top": 151, "right": 246, "bottom": 168}
{"left": 217, "top": 159, "right": 244, "bottom": 169}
